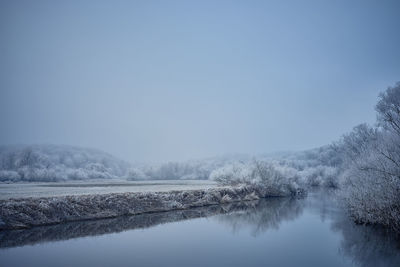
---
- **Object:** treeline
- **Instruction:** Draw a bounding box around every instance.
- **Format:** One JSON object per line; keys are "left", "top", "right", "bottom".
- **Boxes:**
{"left": 210, "top": 82, "right": 400, "bottom": 232}
{"left": 208, "top": 147, "right": 339, "bottom": 197}
{"left": 0, "top": 145, "right": 130, "bottom": 182}
{"left": 333, "top": 83, "right": 400, "bottom": 233}
{"left": 126, "top": 155, "right": 250, "bottom": 181}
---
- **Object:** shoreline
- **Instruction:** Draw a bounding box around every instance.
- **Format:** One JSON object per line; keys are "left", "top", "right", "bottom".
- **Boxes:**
{"left": 0, "top": 200, "right": 266, "bottom": 249}
{"left": 0, "top": 186, "right": 294, "bottom": 230}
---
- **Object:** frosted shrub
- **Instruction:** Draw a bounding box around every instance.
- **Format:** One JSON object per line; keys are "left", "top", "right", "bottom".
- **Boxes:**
{"left": 298, "top": 165, "right": 340, "bottom": 188}
{"left": 300, "top": 167, "right": 323, "bottom": 187}
{"left": 209, "top": 162, "right": 251, "bottom": 185}
{"left": 211, "top": 160, "right": 304, "bottom": 196}
{"left": 321, "top": 167, "right": 340, "bottom": 188}
{"left": 126, "top": 168, "right": 148, "bottom": 180}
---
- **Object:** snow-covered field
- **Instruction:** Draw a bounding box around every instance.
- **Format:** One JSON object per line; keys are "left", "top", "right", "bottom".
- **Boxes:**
{"left": 0, "top": 179, "right": 220, "bottom": 200}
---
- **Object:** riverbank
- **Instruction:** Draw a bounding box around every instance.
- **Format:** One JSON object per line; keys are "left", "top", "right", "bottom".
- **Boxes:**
{"left": 0, "top": 200, "right": 263, "bottom": 248}
{"left": 0, "top": 185, "right": 305, "bottom": 230}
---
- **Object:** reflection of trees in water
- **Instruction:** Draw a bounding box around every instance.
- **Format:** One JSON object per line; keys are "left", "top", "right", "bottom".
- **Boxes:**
{"left": 331, "top": 213, "right": 400, "bottom": 267}
{"left": 0, "top": 201, "right": 260, "bottom": 249}
{"left": 309, "top": 190, "right": 400, "bottom": 267}
{"left": 306, "top": 189, "right": 342, "bottom": 223}
{"left": 214, "top": 197, "right": 305, "bottom": 236}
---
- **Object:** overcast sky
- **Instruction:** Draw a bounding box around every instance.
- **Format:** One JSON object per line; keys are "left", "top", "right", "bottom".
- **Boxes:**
{"left": 1, "top": 0, "right": 399, "bottom": 162}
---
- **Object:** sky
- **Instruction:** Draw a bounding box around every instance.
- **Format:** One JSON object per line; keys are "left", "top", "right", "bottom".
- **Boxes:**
{"left": 0, "top": 0, "right": 399, "bottom": 163}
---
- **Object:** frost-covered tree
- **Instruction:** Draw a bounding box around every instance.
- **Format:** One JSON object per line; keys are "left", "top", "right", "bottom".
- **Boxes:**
{"left": 336, "top": 82, "right": 400, "bottom": 233}
{"left": 376, "top": 82, "right": 400, "bottom": 135}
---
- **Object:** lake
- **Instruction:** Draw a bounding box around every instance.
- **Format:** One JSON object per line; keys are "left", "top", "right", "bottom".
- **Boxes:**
{"left": 1, "top": 190, "right": 399, "bottom": 267}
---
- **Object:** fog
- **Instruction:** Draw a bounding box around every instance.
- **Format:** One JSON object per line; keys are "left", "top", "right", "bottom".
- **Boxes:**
{"left": 1, "top": 0, "right": 400, "bottom": 162}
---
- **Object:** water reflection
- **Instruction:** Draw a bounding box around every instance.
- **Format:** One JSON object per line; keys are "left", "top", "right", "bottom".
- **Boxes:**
{"left": 0, "top": 200, "right": 261, "bottom": 249}
{"left": 332, "top": 213, "right": 400, "bottom": 267}
{"left": 308, "top": 190, "right": 400, "bottom": 267}
{"left": 214, "top": 197, "right": 305, "bottom": 236}
{"left": 1, "top": 192, "right": 400, "bottom": 267}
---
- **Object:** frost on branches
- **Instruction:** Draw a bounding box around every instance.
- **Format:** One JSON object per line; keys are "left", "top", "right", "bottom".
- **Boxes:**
{"left": 335, "top": 82, "right": 400, "bottom": 233}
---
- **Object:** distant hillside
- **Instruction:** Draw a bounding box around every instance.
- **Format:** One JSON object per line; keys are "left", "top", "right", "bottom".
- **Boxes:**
{"left": 0, "top": 144, "right": 339, "bottom": 183}
{"left": 0, "top": 145, "right": 130, "bottom": 182}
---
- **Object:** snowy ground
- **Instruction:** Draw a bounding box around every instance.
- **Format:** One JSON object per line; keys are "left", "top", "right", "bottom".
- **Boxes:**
{"left": 0, "top": 179, "right": 220, "bottom": 200}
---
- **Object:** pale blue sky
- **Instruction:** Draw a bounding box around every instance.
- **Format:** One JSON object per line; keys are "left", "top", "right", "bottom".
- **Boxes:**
{"left": 1, "top": 0, "right": 399, "bottom": 162}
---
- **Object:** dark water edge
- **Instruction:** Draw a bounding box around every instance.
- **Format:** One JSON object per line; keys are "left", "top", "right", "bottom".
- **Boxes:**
{"left": 0, "top": 200, "right": 262, "bottom": 248}
{"left": 0, "top": 186, "right": 273, "bottom": 230}
{"left": 0, "top": 190, "right": 399, "bottom": 267}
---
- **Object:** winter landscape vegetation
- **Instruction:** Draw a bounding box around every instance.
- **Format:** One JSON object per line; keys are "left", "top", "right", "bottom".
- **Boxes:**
{"left": 1, "top": 1, "right": 400, "bottom": 266}
{"left": 1, "top": 83, "right": 400, "bottom": 234}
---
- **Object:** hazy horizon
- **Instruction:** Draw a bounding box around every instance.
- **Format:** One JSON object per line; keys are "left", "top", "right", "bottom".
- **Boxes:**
{"left": 1, "top": 0, "right": 400, "bottom": 162}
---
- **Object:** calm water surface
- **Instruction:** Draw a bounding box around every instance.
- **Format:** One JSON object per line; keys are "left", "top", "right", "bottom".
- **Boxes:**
{"left": 1, "top": 191, "right": 399, "bottom": 267}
